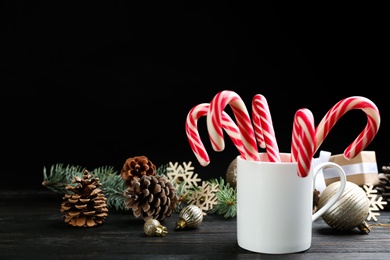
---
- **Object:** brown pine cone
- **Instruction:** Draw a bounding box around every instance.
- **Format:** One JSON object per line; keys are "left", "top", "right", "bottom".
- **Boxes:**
{"left": 124, "top": 174, "right": 179, "bottom": 222}
{"left": 121, "top": 155, "right": 156, "bottom": 187}
{"left": 60, "top": 170, "right": 109, "bottom": 227}
{"left": 376, "top": 165, "right": 390, "bottom": 210}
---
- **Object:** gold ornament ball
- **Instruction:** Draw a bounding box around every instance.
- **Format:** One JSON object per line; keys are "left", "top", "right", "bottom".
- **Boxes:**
{"left": 143, "top": 219, "right": 168, "bottom": 237}
{"left": 175, "top": 205, "right": 203, "bottom": 230}
{"left": 226, "top": 158, "right": 237, "bottom": 188}
{"left": 318, "top": 181, "right": 370, "bottom": 232}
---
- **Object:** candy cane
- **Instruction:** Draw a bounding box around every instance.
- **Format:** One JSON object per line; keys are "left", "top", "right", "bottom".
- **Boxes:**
{"left": 291, "top": 108, "right": 316, "bottom": 177}
{"left": 207, "top": 90, "right": 260, "bottom": 161}
{"left": 186, "top": 103, "right": 245, "bottom": 166}
{"left": 252, "top": 94, "right": 281, "bottom": 162}
{"left": 315, "top": 96, "right": 380, "bottom": 159}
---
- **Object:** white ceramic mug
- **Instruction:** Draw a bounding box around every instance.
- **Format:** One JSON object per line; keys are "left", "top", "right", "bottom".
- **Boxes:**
{"left": 236, "top": 153, "right": 347, "bottom": 254}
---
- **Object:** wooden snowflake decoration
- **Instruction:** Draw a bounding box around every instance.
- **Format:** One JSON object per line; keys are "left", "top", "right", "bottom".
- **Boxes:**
{"left": 363, "top": 185, "right": 387, "bottom": 221}
{"left": 187, "top": 181, "right": 219, "bottom": 215}
{"left": 166, "top": 161, "right": 201, "bottom": 191}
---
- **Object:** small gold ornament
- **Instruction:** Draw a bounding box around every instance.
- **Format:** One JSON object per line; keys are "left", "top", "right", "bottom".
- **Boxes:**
{"left": 318, "top": 181, "right": 370, "bottom": 234}
{"left": 226, "top": 158, "right": 237, "bottom": 188}
{"left": 175, "top": 205, "right": 203, "bottom": 230}
{"left": 143, "top": 219, "right": 168, "bottom": 237}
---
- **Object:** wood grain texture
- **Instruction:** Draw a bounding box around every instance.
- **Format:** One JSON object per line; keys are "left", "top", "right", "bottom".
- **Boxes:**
{"left": 1, "top": 190, "right": 390, "bottom": 259}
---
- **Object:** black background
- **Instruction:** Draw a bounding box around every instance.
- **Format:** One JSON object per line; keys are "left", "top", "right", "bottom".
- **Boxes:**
{"left": 1, "top": 1, "right": 388, "bottom": 190}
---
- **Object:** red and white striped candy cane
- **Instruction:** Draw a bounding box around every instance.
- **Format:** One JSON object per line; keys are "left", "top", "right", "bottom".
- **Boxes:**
{"left": 207, "top": 90, "right": 260, "bottom": 161}
{"left": 186, "top": 103, "right": 245, "bottom": 166}
{"left": 252, "top": 94, "right": 281, "bottom": 162}
{"left": 315, "top": 96, "right": 380, "bottom": 159}
{"left": 291, "top": 108, "right": 316, "bottom": 177}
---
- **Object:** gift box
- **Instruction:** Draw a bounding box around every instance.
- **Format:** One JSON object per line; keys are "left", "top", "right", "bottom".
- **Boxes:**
{"left": 322, "top": 151, "right": 380, "bottom": 186}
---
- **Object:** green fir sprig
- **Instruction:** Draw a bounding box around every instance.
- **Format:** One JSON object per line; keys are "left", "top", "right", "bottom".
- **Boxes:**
{"left": 93, "top": 167, "right": 128, "bottom": 211}
{"left": 42, "top": 163, "right": 129, "bottom": 210}
{"left": 42, "top": 164, "right": 85, "bottom": 193}
{"left": 207, "top": 177, "right": 237, "bottom": 218}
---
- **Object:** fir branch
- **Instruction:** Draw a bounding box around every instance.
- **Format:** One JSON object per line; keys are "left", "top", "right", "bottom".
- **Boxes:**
{"left": 42, "top": 163, "right": 85, "bottom": 193}
{"left": 104, "top": 186, "right": 129, "bottom": 211}
{"left": 43, "top": 163, "right": 129, "bottom": 210}
{"left": 92, "top": 168, "right": 128, "bottom": 211}
{"left": 173, "top": 181, "right": 194, "bottom": 212}
{"left": 90, "top": 165, "right": 117, "bottom": 177}
{"left": 207, "top": 177, "right": 237, "bottom": 218}
{"left": 156, "top": 163, "right": 169, "bottom": 176}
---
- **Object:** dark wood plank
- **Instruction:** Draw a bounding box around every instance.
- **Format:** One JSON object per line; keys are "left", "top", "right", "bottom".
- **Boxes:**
{"left": 1, "top": 190, "right": 390, "bottom": 259}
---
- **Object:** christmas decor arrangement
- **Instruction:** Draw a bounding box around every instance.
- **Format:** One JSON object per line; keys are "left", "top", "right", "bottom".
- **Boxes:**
{"left": 165, "top": 161, "right": 237, "bottom": 217}
{"left": 376, "top": 165, "right": 390, "bottom": 210}
{"left": 165, "top": 161, "right": 209, "bottom": 213}
{"left": 143, "top": 219, "right": 168, "bottom": 237}
{"left": 42, "top": 160, "right": 238, "bottom": 219}
{"left": 43, "top": 158, "right": 389, "bottom": 229}
{"left": 40, "top": 89, "right": 387, "bottom": 245}
{"left": 175, "top": 205, "right": 203, "bottom": 230}
{"left": 60, "top": 170, "right": 109, "bottom": 227}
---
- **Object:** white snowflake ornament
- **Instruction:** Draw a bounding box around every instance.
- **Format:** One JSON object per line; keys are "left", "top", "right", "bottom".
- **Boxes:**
{"left": 187, "top": 181, "right": 219, "bottom": 215}
{"left": 363, "top": 185, "right": 387, "bottom": 221}
{"left": 166, "top": 161, "right": 201, "bottom": 191}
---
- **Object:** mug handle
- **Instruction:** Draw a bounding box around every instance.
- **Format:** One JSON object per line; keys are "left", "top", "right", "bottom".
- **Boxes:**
{"left": 312, "top": 162, "right": 347, "bottom": 222}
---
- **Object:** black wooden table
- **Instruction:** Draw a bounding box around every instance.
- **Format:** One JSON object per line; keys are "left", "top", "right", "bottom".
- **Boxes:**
{"left": 1, "top": 190, "right": 390, "bottom": 259}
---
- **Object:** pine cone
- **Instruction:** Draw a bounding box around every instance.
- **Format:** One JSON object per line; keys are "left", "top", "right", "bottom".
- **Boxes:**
{"left": 376, "top": 165, "right": 390, "bottom": 210}
{"left": 60, "top": 170, "right": 109, "bottom": 227}
{"left": 124, "top": 175, "right": 179, "bottom": 222}
{"left": 121, "top": 155, "right": 156, "bottom": 187}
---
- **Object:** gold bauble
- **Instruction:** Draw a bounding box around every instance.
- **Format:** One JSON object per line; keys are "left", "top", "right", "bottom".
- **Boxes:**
{"left": 175, "top": 205, "right": 203, "bottom": 230}
{"left": 226, "top": 158, "right": 237, "bottom": 188}
{"left": 143, "top": 219, "right": 168, "bottom": 237}
{"left": 318, "top": 181, "right": 370, "bottom": 232}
